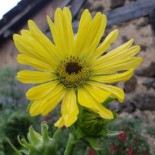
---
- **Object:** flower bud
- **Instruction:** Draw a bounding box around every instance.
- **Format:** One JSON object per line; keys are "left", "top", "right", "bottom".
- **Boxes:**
{"left": 78, "top": 110, "right": 105, "bottom": 137}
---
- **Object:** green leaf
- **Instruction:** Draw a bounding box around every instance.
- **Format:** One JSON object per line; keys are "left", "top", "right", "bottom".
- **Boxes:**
{"left": 106, "top": 130, "right": 123, "bottom": 137}
{"left": 112, "top": 110, "right": 118, "bottom": 119}
{"left": 75, "top": 127, "right": 86, "bottom": 139}
{"left": 27, "top": 101, "right": 33, "bottom": 112}
{"left": 85, "top": 137, "right": 102, "bottom": 151}
{"left": 102, "top": 97, "right": 114, "bottom": 107}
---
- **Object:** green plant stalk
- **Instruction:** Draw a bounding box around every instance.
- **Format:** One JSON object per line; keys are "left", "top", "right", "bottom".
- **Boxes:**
{"left": 64, "top": 133, "right": 76, "bottom": 155}
{"left": 53, "top": 128, "right": 61, "bottom": 139}
{"left": 6, "top": 138, "right": 22, "bottom": 155}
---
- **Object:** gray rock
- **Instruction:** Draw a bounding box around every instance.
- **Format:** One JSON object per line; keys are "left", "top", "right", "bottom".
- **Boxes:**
{"left": 136, "top": 62, "right": 155, "bottom": 77}
{"left": 132, "top": 93, "right": 155, "bottom": 110}
{"left": 110, "top": 0, "right": 126, "bottom": 9}
{"left": 143, "top": 78, "right": 155, "bottom": 89}
{"left": 119, "top": 101, "right": 136, "bottom": 113}
{"left": 108, "top": 100, "right": 120, "bottom": 111}
{"left": 124, "top": 76, "right": 137, "bottom": 93}
{"left": 109, "top": 100, "right": 136, "bottom": 113}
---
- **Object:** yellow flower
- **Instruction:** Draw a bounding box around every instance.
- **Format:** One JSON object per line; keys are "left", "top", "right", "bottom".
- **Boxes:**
{"left": 14, "top": 7, "right": 142, "bottom": 127}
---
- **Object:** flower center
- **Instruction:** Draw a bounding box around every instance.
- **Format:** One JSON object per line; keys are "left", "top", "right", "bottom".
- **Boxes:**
{"left": 65, "top": 62, "right": 82, "bottom": 75}
{"left": 57, "top": 56, "right": 89, "bottom": 88}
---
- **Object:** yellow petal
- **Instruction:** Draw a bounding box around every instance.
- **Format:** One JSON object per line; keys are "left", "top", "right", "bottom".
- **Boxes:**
{"left": 17, "top": 70, "right": 57, "bottom": 84}
{"left": 47, "top": 15, "right": 65, "bottom": 59}
{"left": 78, "top": 86, "right": 94, "bottom": 109}
{"left": 92, "top": 29, "right": 119, "bottom": 59}
{"left": 63, "top": 7, "right": 74, "bottom": 53}
{"left": 53, "top": 8, "right": 74, "bottom": 56}
{"left": 14, "top": 34, "right": 40, "bottom": 58}
{"left": 81, "top": 13, "right": 107, "bottom": 58}
{"left": 84, "top": 83, "right": 111, "bottom": 103}
{"left": 90, "top": 38, "right": 134, "bottom": 67}
{"left": 102, "top": 85, "right": 124, "bottom": 103}
{"left": 108, "top": 39, "right": 134, "bottom": 53}
{"left": 74, "top": 9, "right": 92, "bottom": 55}
{"left": 94, "top": 101, "right": 114, "bottom": 119}
{"left": 29, "top": 100, "right": 42, "bottom": 116}
{"left": 54, "top": 117, "right": 64, "bottom": 128}
{"left": 28, "top": 20, "right": 59, "bottom": 61}
{"left": 26, "top": 81, "right": 59, "bottom": 100}
{"left": 14, "top": 34, "right": 57, "bottom": 66}
{"left": 78, "top": 86, "right": 113, "bottom": 119}
{"left": 20, "top": 30, "right": 31, "bottom": 36}
{"left": 61, "top": 88, "right": 79, "bottom": 127}
{"left": 90, "top": 81, "right": 124, "bottom": 102}
{"left": 76, "top": 12, "right": 107, "bottom": 59}
{"left": 40, "top": 84, "right": 66, "bottom": 116}
{"left": 29, "top": 84, "right": 65, "bottom": 117}
{"left": 17, "top": 54, "right": 55, "bottom": 72}
{"left": 94, "top": 45, "right": 140, "bottom": 68}
{"left": 63, "top": 7, "right": 72, "bottom": 22}
{"left": 92, "top": 69, "right": 134, "bottom": 83}
{"left": 93, "top": 57, "right": 142, "bottom": 74}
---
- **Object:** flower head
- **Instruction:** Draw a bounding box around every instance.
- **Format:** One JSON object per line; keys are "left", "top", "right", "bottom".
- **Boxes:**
{"left": 14, "top": 7, "right": 142, "bottom": 127}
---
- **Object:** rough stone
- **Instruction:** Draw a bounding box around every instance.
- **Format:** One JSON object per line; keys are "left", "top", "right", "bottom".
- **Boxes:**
{"left": 143, "top": 78, "right": 155, "bottom": 89}
{"left": 136, "top": 17, "right": 150, "bottom": 29}
{"left": 124, "top": 76, "right": 137, "bottom": 93}
{"left": 110, "top": 0, "right": 126, "bottom": 9}
{"left": 132, "top": 93, "right": 155, "bottom": 110}
{"left": 140, "top": 45, "right": 147, "bottom": 52}
{"left": 108, "top": 100, "right": 120, "bottom": 111}
{"left": 136, "top": 62, "right": 155, "bottom": 77}
{"left": 122, "top": 35, "right": 129, "bottom": 42}
{"left": 119, "top": 101, "right": 136, "bottom": 113}
{"left": 94, "top": 5, "right": 104, "bottom": 12}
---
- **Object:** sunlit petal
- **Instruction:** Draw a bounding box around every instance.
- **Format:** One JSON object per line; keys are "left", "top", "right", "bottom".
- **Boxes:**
{"left": 91, "top": 69, "right": 134, "bottom": 83}
{"left": 17, "top": 70, "right": 57, "bottom": 84}
{"left": 26, "top": 81, "right": 59, "bottom": 100}
{"left": 78, "top": 85, "right": 113, "bottom": 119}
{"left": 61, "top": 89, "right": 79, "bottom": 127}
{"left": 89, "top": 81, "right": 124, "bottom": 102}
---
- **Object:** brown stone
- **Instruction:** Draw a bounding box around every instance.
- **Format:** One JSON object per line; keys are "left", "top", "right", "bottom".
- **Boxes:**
{"left": 132, "top": 93, "right": 155, "bottom": 110}
{"left": 124, "top": 76, "right": 137, "bottom": 93}
{"left": 143, "top": 78, "right": 155, "bottom": 89}
{"left": 136, "top": 62, "right": 155, "bottom": 78}
{"left": 110, "top": 0, "right": 126, "bottom": 9}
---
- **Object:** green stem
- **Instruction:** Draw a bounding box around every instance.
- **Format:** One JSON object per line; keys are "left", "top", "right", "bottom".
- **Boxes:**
{"left": 53, "top": 128, "right": 61, "bottom": 139}
{"left": 64, "top": 133, "right": 76, "bottom": 155}
{"left": 6, "top": 138, "right": 22, "bottom": 155}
